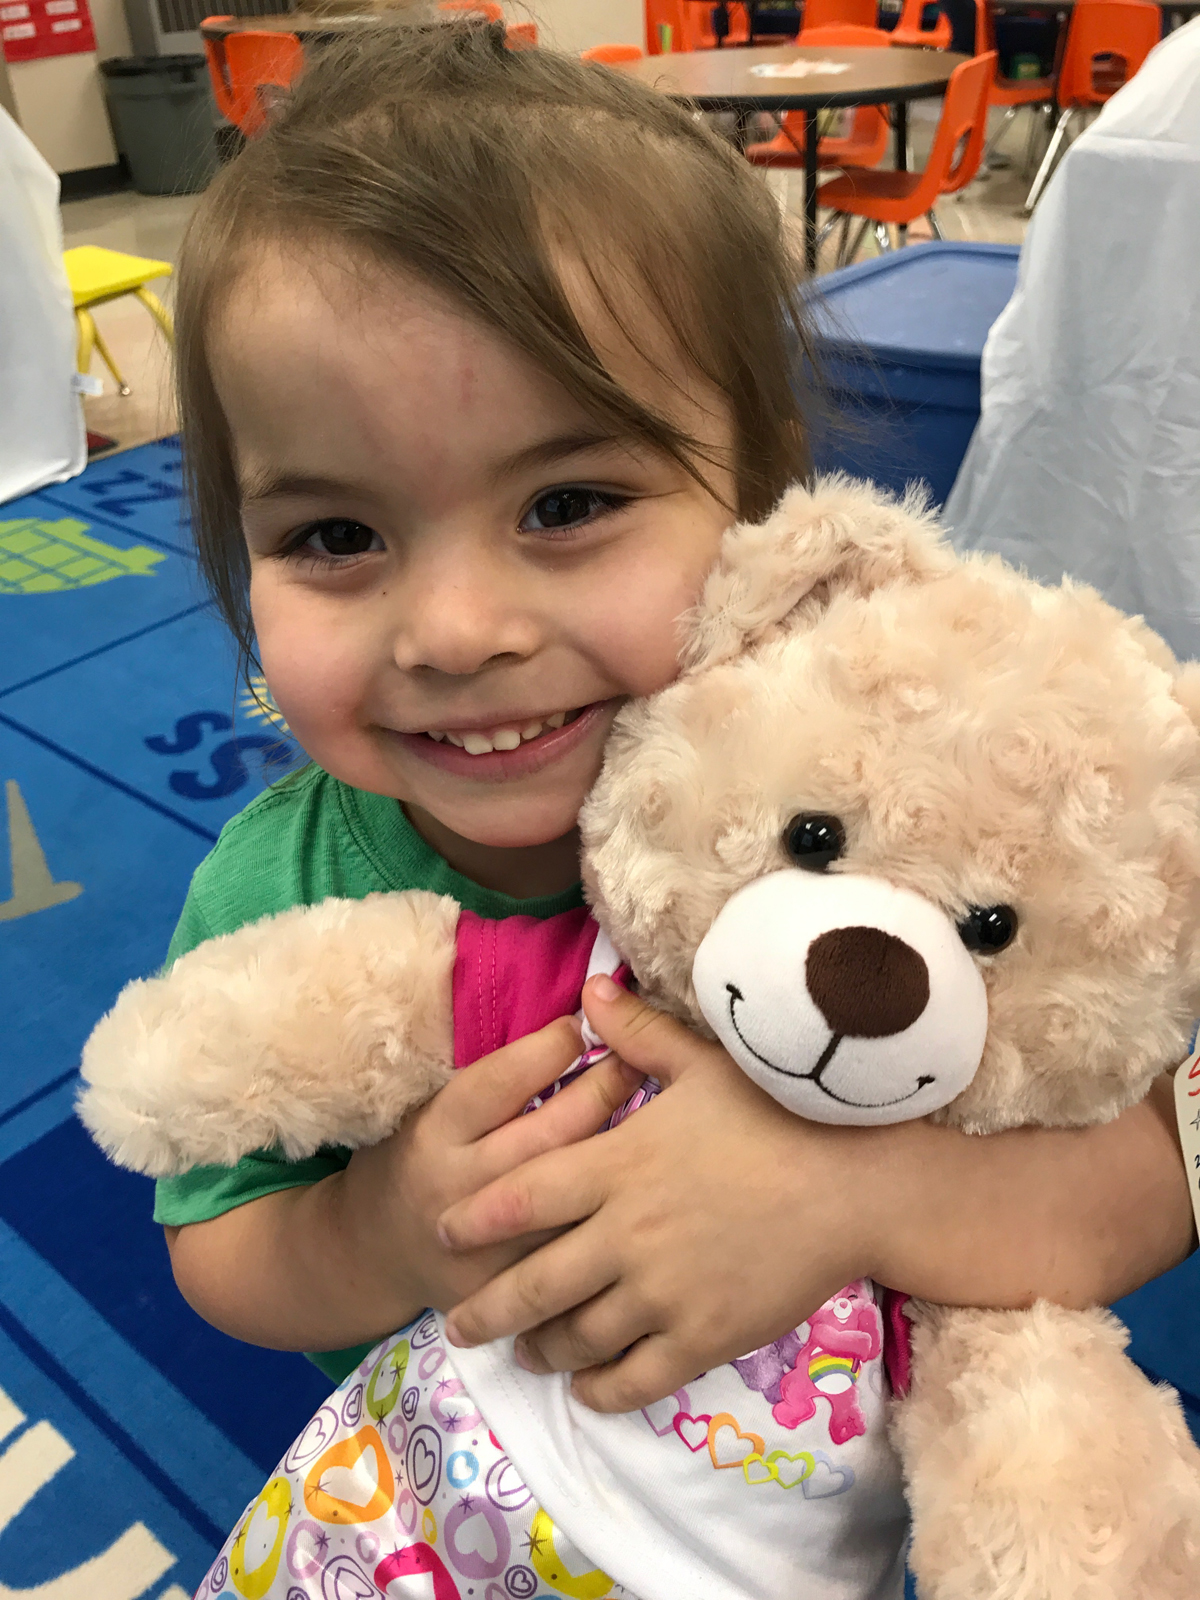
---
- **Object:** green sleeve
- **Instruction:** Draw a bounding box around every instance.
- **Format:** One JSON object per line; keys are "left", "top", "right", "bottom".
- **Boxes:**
{"left": 153, "top": 862, "right": 360, "bottom": 1383}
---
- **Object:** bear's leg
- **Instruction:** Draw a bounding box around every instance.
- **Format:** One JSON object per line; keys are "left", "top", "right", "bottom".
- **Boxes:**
{"left": 772, "top": 1369, "right": 820, "bottom": 1430}
{"left": 894, "top": 1300, "right": 1200, "bottom": 1599}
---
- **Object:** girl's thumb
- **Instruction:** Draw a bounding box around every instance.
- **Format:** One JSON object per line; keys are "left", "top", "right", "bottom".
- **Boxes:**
{"left": 582, "top": 974, "right": 695, "bottom": 1087}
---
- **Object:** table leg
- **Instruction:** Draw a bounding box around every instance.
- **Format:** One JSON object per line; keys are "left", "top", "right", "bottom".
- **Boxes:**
{"left": 805, "top": 108, "right": 819, "bottom": 275}
{"left": 893, "top": 99, "right": 908, "bottom": 248}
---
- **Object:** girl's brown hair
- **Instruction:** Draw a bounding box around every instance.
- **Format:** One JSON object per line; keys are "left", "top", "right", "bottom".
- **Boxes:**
{"left": 176, "top": 18, "right": 817, "bottom": 660}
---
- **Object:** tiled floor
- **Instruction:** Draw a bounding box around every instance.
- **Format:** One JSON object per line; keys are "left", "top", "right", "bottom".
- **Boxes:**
{"left": 61, "top": 100, "right": 1037, "bottom": 458}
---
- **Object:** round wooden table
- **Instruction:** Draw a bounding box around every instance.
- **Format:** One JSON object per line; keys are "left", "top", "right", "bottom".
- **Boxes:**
{"left": 616, "top": 45, "right": 967, "bottom": 273}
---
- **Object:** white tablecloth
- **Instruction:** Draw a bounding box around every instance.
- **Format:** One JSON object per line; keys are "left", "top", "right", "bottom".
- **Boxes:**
{"left": 943, "top": 19, "right": 1200, "bottom": 661}
{"left": 0, "top": 108, "right": 86, "bottom": 506}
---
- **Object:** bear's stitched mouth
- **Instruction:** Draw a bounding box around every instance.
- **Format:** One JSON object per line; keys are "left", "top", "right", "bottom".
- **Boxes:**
{"left": 725, "top": 984, "right": 936, "bottom": 1109}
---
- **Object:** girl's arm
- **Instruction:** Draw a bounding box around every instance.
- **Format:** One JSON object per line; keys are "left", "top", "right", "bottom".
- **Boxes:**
{"left": 164, "top": 1019, "right": 640, "bottom": 1351}
{"left": 439, "top": 981, "right": 1195, "bottom": 1414}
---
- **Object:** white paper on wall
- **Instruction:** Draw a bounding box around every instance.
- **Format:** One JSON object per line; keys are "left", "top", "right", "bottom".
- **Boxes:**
{"left": 0, "top": 105, "right": 86, "bottom": 506}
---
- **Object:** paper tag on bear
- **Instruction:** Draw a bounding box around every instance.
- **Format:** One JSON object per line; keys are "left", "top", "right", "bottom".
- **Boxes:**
{"left": 1173, "top": 1049, "right": 1200, "bottom": 1242}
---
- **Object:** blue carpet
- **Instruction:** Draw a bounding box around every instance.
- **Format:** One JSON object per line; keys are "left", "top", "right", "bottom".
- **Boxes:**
{"left": 1, "top": 440, "right": 328, "bottom": 1598}
{"left": 2, "top": 439, "right": 1198, "bottom": 1597}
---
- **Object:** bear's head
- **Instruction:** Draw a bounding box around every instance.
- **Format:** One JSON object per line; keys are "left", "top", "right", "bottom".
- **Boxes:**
{"left": 581, "top": 480, "right": 1200, "bottom": 1134}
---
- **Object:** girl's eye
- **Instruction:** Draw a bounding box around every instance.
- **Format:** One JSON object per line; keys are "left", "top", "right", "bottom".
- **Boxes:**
{"left": 521, "top": 487, "right": 625, "bottom": 534}
{"left": 291, "top": 519, "right": 381, "bottom": 560}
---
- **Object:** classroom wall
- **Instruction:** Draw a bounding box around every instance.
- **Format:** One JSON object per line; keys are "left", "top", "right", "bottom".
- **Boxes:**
{"left": 5, "top": 0, "right": 128, "bottom": 171}
{"left": 9, "top": 52, "right": 117, "bottom": 172}
{"left": 510, "top": 0, "right": 645, "bottom": 54}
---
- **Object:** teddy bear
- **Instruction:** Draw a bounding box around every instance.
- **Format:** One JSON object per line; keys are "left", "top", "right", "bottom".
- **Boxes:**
{"left": 79, "top": 477, "right": 1200, "bottom": 1600}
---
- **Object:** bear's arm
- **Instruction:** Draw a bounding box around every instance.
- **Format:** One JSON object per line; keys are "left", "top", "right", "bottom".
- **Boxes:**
{"left": 78, "top": 890, "right": 460, "bottom": 1178}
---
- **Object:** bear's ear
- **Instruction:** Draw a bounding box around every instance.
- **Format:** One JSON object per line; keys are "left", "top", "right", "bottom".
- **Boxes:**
{"left": 681, "top": 475, "right": 957, "bottom": 673}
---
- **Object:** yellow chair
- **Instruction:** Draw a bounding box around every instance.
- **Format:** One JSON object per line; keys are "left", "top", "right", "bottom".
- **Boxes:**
{"left": 64, "top": 246, "right": 173, "bottom": 398}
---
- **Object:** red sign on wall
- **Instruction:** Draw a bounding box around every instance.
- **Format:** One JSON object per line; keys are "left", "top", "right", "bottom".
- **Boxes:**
{"left": 1, "top": 0, "right": 96, "bottom": 62}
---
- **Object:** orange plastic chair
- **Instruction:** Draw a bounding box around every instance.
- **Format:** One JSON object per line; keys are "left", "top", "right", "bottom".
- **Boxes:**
{"left": 800, "top": 0, "right": 877, "bottom": 33}
{"left": 202, "top": 18, "right": 245, "bottom": 129}
{"left": 974, "top": 0, "right": 1056, "bottom": 174}
{"left": 745, "top": 25, "right": 892, "bottom": 174}
{"left": 505, "top": 20, "right": 538, "bottom": 45}
{"left": 581, "top": 43, "right": 645, "bottom": 64}
{"left": 817, "top": 50, "right": 996, "bottom": 257}
{"left": 889, "top": 0, "right": 952, "bottom": 50}
{"left": 204, "top": 26, "right": 302, "bottom": 138}
{"left": 1023, "top": 0, "right": 1161, "bottom": 209}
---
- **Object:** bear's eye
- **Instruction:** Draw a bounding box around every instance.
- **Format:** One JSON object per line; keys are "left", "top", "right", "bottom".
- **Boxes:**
{"left": 784, "top": 813, "right": 846, "bottom": 871}
{"left": 957, "top": 905, "right": 1019, "bottom": 953}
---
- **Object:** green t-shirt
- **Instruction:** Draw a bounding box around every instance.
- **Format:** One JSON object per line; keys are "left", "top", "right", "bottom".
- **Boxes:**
{"left": 153, "top": 762, "right": 584, "bottom": 1383}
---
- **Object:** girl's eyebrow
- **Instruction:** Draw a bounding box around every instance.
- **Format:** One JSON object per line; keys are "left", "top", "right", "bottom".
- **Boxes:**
{"left": 240, "top": 470, "right": 367, "bottom": 507}
{"left": 239, "top": 431, "right": 631, "bottom": 507}
{"left": 490, "top": 429, "right": 628, "bottom": 483}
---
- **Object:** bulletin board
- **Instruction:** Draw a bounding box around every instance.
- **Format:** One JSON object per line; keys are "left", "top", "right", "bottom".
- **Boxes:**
{"left": 1, "top": 0, "right": 96, "bottom": 62}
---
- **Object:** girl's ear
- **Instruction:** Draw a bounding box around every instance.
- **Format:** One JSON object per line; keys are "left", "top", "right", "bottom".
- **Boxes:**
{"left": 681, "top": 475, "right": 956, "bottom": 674}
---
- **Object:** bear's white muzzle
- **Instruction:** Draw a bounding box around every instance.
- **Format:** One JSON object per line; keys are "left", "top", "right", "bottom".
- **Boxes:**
{"left": 691, "top": 870, "right": 988, "bottom": 1125}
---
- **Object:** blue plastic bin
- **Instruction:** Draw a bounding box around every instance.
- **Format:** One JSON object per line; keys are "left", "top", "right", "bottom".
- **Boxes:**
{"left": 804, "top": 241, "right": 1020, "bottom": 507}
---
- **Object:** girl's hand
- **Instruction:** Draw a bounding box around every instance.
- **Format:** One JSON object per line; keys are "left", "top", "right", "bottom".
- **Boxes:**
{"left": 167, "top": 1016, "right": 641, "bottom": 1354}
{"left": 342, "top": 1014, "right": 645, "bottom": 1317}
{"left": 439, "top": 990, "right": 1196, "bottom": 1417}
{"left": 438, "top": 979, "right": 868, "bottom": 1412}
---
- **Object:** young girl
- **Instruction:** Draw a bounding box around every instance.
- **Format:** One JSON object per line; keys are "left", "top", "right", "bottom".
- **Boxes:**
{"left": 154, "top": 19, "right": 1193, "bottom": 1594}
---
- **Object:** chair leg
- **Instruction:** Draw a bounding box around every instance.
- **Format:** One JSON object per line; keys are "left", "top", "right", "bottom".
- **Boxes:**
{"left": 90, "top": 320, "right": 131, "bottom": 396}
{"left": 874, "top": 221, "right": 892, "bottom": 254}
{"left": 927, "top": 209, "right": 944, "bottom": 240}
{"left": 1024, "top": 107, "right": 1074, "bottom": 214}
{"left": 844, "top": 217, "right": 872, "bottom": 266}
{"left": 134, "top": 287, "right": 175, "bottom": 343}
{"left": 75, "top": 309, "right": 96, "bottom": 377}
{"left": 982, "top": 104, "right": 1017, "bottom": 168}
{"left": 1020, "top": 102, "right": 1048, "bottom": 178}
{"left": 897, "top": 223, "right": 908, "bottom": 248}
{"left": 836, "top": 210, "right": 851, "bottom": 266}
{"left": 815, "top": 213, "right": 839, "bottom": 251}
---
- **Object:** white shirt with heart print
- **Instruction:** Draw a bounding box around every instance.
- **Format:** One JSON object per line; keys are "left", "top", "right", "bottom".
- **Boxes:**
{"left": 443, "top": 1277, "right": 908, "bottom": 1600}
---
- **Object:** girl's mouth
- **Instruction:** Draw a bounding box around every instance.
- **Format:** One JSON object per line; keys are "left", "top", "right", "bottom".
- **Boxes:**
{"left": 390, "top": 702, "right": 614, "bottom": 780}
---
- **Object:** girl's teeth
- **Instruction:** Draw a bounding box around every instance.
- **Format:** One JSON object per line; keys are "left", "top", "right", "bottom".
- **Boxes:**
{"left": 425, "top": 710, "right": 581, "bottom": 753}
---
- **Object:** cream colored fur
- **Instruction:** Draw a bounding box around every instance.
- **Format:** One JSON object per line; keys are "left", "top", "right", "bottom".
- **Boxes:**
{"left": 899, "top": 1302, "right": 1200, "bottom": 1597}
{"left": 79, "top": 890, "right": 458, "bottom": 1175}
{"left": 79, "top": 476, "right": 1200, "bottom": 1594}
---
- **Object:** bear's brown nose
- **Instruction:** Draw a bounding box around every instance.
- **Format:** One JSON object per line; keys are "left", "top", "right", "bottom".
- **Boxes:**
{"left": 805, "top": 926, "right": 930, "bottom": 1038}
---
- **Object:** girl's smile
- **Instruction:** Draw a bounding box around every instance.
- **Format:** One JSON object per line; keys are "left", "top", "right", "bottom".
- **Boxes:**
{"left": 393, "top": 701, "right": 612, "bottom": 779}
{"left": 212, "top": 243, "right": 736, "bottom": 887}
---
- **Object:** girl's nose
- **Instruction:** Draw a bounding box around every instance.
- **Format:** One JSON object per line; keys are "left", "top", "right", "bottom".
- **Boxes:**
{"left": 390, "top": 548, "right": 541, "bottom": 678}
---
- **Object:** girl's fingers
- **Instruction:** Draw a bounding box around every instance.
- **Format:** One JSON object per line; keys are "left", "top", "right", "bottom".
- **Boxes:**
{"left": 437, "top": 1017, "right": 583, "bottom": 1145}
{"left": 476, "top": 1054, "right": 644, "bottom": 1182}
{"left": 439, "top": 1141, "right": 609, "bottom": 1252}
{"left": 581, "top": 978, "right": 712, "bottom": 1088}
{"left": 443, "top": 1222, "right": 617, "bottom": 1349}
{"left": 569, "top": 1332, "right": 700, "bottom": 1415}
{"left": 514, "top": 1284, "right": 656, "bottom": 1378}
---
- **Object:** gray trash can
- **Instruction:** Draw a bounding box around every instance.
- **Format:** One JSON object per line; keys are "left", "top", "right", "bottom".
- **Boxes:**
{"left": 100, "top": 55, "right": 218, "bottom": 196}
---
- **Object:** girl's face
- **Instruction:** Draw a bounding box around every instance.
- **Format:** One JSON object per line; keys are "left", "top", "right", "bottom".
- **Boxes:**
{"left": 212, "top": 243, "right": 735, "bottom": 869}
